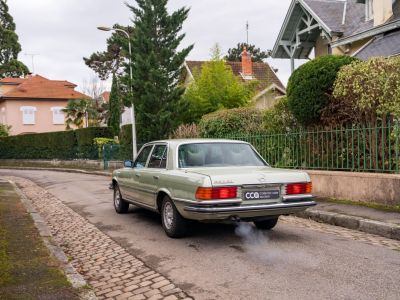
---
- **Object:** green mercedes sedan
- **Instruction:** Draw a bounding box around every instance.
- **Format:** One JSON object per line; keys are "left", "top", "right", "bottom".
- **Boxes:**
{"left": 112, "top": 139, "right": 315, "bottom": 238}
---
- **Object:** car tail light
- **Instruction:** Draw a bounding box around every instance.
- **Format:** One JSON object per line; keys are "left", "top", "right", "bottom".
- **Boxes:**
{"left": 285, "top": 182, "right": 312, "bottom": 195}
{"left": 195, "top": 187, "right": 238, "bottom": 200}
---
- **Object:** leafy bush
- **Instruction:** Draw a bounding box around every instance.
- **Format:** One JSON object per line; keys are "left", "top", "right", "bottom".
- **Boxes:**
{"left": 331, "top": 57, "right": 400, "bottom": 125}
{"left": 0, "top": 124, "right": 11, "bottom": 137}
{"left": 94, "top": 137, "right": 118, "bottom": 159}
{"left": 287, "top": 55, "right": 357, "bottom": 126}
{"left": 263, "top": 97, "right": 298, "bottom": 133}
{"left": 75, "top": 127, "right": 113, "bottom": 159}
{"left": 170, "top": 123, "right": 199, "bottom": 139}
{"left": 199, "top": 107, "right": 264, "bottom": 137}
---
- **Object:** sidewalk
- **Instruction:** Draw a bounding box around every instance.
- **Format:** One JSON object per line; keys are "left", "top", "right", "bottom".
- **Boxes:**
{"left": 297, "top": 199, "right": 400, "bottom": 241}
{"left": 8, "top": 176, "right": 192, "bottom": 300}
{"left": 0, "top": 180, "right": 91, "bottom": 299}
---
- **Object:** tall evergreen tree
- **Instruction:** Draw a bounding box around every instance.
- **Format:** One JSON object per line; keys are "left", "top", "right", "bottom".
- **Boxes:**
{"left": 108, "top": 74, "right": 122, "bottom": 136}
{"left": 126, "top": 0, "right": 193, "bottom": 142}
{"left": 0, "top": 0, "right": 29, "bottom": 78}
{"left": 84, "top": 25, "right": 134, "bottom": 81}
{"left": 225, "top": 43, "right": 270, "bottom": 63}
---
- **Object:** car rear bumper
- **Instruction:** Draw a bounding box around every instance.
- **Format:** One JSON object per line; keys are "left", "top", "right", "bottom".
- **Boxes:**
{"left": 184, "top": 200, "right": 316, "bottom": 213}
{"left": 179, "top": 197, "right": 316, "bottom": 221}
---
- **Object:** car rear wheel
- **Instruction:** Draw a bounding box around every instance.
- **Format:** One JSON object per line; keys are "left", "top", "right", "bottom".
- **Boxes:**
{"left": 161, "top": 196, "right": 188, "bottom": 238}
{"left": 254, "top": 217, "right": 279, "bottom": 230}
{"left": 113, "top": 183, "right": 129, "bottom": 214}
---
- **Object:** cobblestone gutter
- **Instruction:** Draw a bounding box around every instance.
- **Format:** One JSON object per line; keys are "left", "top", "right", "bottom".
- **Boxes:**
{"left": 10, "top": 177, "right": 192, "bottom": 300}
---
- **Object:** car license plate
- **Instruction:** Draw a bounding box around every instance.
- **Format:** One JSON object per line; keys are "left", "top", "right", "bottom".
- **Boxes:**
{"left": 243, "top": 190, "right": 280, "bottom": 200}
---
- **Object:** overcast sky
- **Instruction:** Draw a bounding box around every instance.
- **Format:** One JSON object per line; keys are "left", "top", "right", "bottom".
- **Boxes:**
{"left": 8, "top": 0, "right": 297, "bottom": 92}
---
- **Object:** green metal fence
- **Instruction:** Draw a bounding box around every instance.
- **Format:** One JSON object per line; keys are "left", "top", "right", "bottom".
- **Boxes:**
{"left": 103, "top": 122, "right": 400, "bottom": 173}
{"left": 218, "top": 121, "right": 400, "bottom": 174}
{"left": 103, "top": 143, "right": 144, "bottom": 170}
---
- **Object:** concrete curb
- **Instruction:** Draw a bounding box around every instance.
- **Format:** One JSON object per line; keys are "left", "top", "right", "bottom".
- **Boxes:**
{"left": 296, "top": 209, "right": 400, "bottom": 241}
{"left": 0, "top": 166, "right": 111, "bottom": 177}
{"left": 9, "top": 180, "right": 97, "bottom": 300}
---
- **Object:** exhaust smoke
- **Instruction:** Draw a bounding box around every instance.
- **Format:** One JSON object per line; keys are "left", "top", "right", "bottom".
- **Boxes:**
{"left": 234, "top": 222, "right": 267, "bottom": 245}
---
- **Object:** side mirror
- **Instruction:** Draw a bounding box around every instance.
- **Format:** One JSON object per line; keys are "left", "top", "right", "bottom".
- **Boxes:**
{"left": 124, "top": 160, "right": 133, "bottom": 168}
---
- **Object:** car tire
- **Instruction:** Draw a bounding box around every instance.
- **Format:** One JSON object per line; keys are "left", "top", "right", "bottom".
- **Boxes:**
{"left": 113, "top": 183, "right": 129, "bottom": 214}
{"left": 161, "top": 196, "right": 188, "bottom": 238}
{"left": 254, "top": 217, "right": 279, "bottom": 230}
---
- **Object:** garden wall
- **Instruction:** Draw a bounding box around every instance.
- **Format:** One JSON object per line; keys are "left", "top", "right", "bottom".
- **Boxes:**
{"left": 0, "top": 159, "right": 123, "bottom": 171}
{"left": 307, "top": 170, "right": 400, "bottom": 206}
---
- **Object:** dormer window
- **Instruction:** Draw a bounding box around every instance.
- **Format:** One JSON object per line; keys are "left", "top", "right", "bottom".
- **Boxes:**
{"left": 366, "top": 0, "right": 374, "bottom": 21}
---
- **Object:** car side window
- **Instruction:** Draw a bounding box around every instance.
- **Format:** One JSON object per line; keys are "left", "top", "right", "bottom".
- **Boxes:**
{"left": 133, "top": 145, "right": 153, "bottom": 169}
{"left": 148, "top": 145, "right": 167, "bottom": 169}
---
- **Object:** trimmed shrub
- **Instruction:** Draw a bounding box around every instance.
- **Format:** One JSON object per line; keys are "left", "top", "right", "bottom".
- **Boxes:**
{"left": 0, "top": 127, "right": 113, "bottom": 160}
{"left": 287, "top": 55, "right": 358, "bottom": 126}
{"left": 199, "top": 107, "right": 264, "bottom": 138}
{"left": 75, "top": 127, "right": 113, "bottom": 159}
{"left": 0, "top": 130, "right": 76, "bottom": 159}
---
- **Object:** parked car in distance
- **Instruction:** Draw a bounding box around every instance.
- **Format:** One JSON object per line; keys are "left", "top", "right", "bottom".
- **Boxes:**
{"left": 112, "top": 139, "right": 315, "bottom": 238}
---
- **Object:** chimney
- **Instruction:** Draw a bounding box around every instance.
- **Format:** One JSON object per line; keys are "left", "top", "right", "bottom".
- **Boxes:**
{"left": 373, "top": 0, "right": 393, "bottom": 26}
{"left": 241, "top": 48, "right": 252, "bottom": 76}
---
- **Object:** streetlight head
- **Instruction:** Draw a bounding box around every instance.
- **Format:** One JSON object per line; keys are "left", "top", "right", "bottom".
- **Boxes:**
{"left": 97, "top": 26, "right": 112, "bottom": 32}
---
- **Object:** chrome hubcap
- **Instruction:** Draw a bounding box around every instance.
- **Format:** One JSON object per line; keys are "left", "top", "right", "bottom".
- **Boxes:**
{"left": 163, "top": 202, "right": 174, "bottom": 229}
{"left": 114, "top": 189, "right": 120, "bottom": 208}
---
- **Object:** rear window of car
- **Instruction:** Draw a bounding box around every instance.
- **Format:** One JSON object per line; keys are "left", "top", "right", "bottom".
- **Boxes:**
{"left": 178, "top": 143, "right": 267, "bottom": 168}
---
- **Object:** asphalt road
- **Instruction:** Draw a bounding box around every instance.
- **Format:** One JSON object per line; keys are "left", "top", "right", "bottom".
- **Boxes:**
{"left": 1, "top": 169, "right": 400, "bottom": 300}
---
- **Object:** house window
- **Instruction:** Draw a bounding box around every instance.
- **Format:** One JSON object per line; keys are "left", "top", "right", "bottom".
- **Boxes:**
{"left": 50, "top": 107, "right": 65, "bottom": 125}
{"left": 20, "top": 106, "right": 36, "bottom": 125}
{"left": 0, "top": 107, "right": 5, "bottom": 124}
{"left": 366, "top": 0, "right": 374, "bottom": 21}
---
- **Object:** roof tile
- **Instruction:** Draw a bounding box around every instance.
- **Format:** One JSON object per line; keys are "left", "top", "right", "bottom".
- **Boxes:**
{"left": 0, "top": 75, "right": 88, "bottom": 100}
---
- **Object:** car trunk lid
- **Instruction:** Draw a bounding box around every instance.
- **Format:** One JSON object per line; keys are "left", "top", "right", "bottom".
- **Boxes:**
{"left": 185, "top": 166, "right": 309, "bottom": 186}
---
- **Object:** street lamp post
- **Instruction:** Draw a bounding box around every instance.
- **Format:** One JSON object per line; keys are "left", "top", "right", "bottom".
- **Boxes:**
{"left": 97, "top": 26, "right": 138, "bottom": 160}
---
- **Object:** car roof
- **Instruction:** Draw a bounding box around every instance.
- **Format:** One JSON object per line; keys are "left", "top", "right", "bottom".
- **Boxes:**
{"left": 146, "top": 139, "right": 249, "bottom": 146}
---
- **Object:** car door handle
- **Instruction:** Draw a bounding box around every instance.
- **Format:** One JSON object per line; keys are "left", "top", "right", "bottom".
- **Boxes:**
{"left": 135, "top": 173, "right": 141, "bottom": 178}
{"left": 153, "top": 176, "right": 159, "bottom": 180}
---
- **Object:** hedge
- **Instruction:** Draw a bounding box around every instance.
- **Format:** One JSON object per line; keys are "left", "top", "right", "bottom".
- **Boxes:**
{"left": 287, "top": 55, "right": 358, "bottom": 126}
{"left": 75, "top": 127, "right": 113, "bottom": 159}
{"left": 0, "top": 127, "right": 113, "bottom": 160}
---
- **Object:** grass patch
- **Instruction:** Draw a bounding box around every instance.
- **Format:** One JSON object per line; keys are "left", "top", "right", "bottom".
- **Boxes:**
{"left": 0, "top": 182, "right": 79, "bottom": 300}
{"left": 317, "top": 197, "right": 400, "bottom": 214}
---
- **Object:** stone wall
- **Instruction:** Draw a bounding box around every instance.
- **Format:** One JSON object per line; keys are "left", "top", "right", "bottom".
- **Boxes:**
{"left": 0, "top": 159, "right": 123, "bottom": 172}
{"left": 307, "top": 170, "right": 400, "bottom": 206}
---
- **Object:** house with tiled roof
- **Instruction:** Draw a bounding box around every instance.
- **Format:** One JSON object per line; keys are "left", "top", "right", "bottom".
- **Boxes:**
{"left": 272, "top": 0, "right": 400, "bottom": 72}
{"left": 183, "top": 49, "right": 286, "bottom": 110}
{"left": 0, "top": 75, "right": 89, "bottom": 135}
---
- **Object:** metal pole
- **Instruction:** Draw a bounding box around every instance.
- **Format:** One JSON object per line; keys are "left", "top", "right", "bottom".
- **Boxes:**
{"left": 97, "top": 26, "right": 137, "bottom": 159}
{"left": 127, "top": 38, "right": 137, "bottom": 160}
{"left": 114, "top": 29, "right": 137, "bottom": 160}
{"left": 290, "top": 56, "right": 295, "bottom": 73}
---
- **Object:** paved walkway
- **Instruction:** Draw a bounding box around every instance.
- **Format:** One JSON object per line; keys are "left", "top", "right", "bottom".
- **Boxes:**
{"left": 11, "top": 176, "right": 191, "bottom": 300}
{"left": 297, "top": 200, "right": 400, "bottom": 241}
